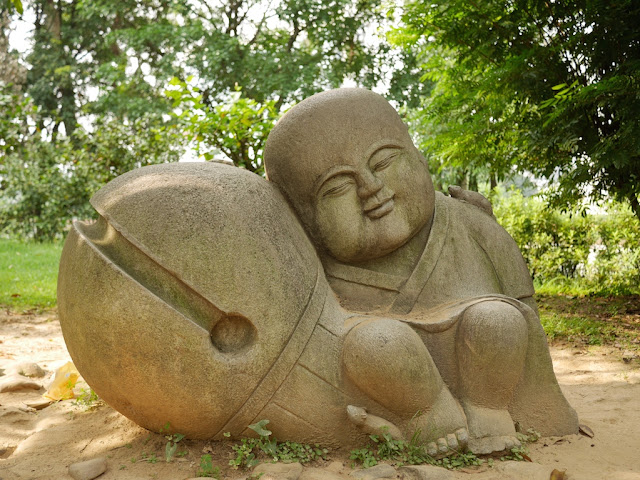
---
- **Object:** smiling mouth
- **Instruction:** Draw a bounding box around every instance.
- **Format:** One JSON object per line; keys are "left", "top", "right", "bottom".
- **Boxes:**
{"left": 365, "top": 197, "right": 395, "bottom": 219}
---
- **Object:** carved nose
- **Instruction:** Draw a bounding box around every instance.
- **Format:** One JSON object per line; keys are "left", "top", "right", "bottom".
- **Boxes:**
{"left": 357, "top": 172, "right": 384, "bottom": 199}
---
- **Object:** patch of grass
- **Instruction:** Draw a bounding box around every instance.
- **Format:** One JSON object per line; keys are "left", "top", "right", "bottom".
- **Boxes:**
{"left": 73, "top": 388, "right": 103, "bottom": 410}
{"left": 229, "top": 420, "right": 328, "bottom": 469}
{"left": 537, "top": 294, "right": 640, "bottom": 349}
{"left": 197, "top": 454, "right": 220, "bottom": 478}
{"left": 349, "top": 429, "right": 482, "bottom": 470}
{"left": 0, "top": 238, "right": 62, "bottom": 310}
{"left": 160, "top": 422, "right": 187, "bottom": 462}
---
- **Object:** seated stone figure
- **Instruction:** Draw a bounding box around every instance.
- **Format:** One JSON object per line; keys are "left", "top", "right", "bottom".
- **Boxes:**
{"left": 57, "top": 162, "right": 472, "bottom": 451}
{"left": 57, "top": 91, "right": 578, "bottom": 456}
{"left": 264, "top": 88, "right": 579, "bottom": 453}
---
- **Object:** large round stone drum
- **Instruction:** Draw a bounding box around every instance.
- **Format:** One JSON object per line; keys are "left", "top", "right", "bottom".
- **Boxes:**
{"left": 58, "top": 162, "right": 331, "bottom": 439}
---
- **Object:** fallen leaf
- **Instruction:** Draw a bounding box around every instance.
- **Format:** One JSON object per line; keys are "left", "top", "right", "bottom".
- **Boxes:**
{"left": 579, "top": 424, "right": 594, "bottom": 438}
{"left": 550, "top": 468, "right": 566, "bottom": 479}
{"left": 522, "top": 453, "right": 533, "bottom": 462}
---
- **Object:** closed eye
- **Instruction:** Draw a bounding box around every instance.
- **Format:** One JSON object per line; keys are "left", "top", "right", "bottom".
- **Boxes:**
{"left": 373, "top": 152, "right": 400, "bottom": 172}
{"left": 322, "top": 178, "right": 355, "bottom": 197}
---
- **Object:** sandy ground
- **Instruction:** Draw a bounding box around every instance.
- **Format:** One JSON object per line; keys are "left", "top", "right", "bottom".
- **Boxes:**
{"left": 1, "top": 310, "right": 639, "bottom": 480}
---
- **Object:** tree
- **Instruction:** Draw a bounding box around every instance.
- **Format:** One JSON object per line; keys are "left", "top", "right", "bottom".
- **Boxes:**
{"left": 0, "top": 86, "right": 185, "bottom": 241}
{"left": 391, "top": 0, "right": 640, "bottom": 220}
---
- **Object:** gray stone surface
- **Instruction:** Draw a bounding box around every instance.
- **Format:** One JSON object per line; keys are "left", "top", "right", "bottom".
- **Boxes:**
{"left": 398, "top": 465, "right": 454, "bottom": 480}
{"left": 68, "top": 457, "right": 107, "bottom": 480}
{"left": 58, "top": 88, "right": 577, "bottom": 454}
{"left": 254, "top": 462, "right": 304, "bottom": 480}
{"left": 0, "top": 374, "right": 41, "bottom": 392}
{"left": 350, "top": 463, "right": 396, "bottom": 479}
{"left": 264, "top": 88, "right": 578, "bottom": 451}
{"left": 10, "top": 362, "right": 46, "bottom": 378}
{"left": 299, "top": 467, "right": 348, "bottom": 480}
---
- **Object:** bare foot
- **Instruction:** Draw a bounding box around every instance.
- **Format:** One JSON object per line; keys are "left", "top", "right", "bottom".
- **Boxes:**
{"left": 346, "top": 403, "right": 468, "bottom": 458}
{"left": 346, "top": 405, "right": 405, "bottom": 440}
{"left": 407, "top": 386, "right": 469, "bottom": 455}
{"left": 462, "top": 402, "right": 521, "bottom": 454}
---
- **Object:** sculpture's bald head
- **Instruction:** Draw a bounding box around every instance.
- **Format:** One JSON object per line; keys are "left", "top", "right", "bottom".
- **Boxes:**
{"left": 264, "top": 88, "right": 435, "bottom": 262}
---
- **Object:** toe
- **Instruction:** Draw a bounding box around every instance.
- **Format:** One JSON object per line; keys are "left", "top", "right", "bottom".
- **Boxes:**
{"left": 427, "top": 442, "right": 438, "bottom": 457}
{"left": 446, "top": 433, "right": 458, "bottom": 450}
{"left": 455, "top": 428, "right": 469, "bottom": 447}
{"left": 437, "top": 437, "right": 449, "bottom": 454}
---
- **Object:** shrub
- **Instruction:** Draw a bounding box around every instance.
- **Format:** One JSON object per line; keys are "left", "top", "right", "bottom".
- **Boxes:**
{"left": 493, "top": 189, "right": 640, "bottom": 295}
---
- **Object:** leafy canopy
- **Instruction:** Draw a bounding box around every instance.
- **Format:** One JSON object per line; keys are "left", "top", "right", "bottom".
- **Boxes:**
{"left": 391, "top": 0, "right": 640, "bottom": 221}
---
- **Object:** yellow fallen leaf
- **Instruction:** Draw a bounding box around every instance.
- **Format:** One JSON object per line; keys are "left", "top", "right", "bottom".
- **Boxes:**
{"left": 43, "top": 362, "right": 79, "bottom": 400}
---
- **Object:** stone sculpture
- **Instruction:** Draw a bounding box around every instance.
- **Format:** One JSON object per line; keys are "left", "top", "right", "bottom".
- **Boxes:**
{"left": 57, "top": 89, "right": 578, "bottom": 457}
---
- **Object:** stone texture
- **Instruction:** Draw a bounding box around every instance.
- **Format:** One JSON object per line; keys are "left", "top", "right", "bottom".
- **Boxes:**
{"left": 10, "top": 362, "right": 46, "bottom": 378}
{"left": 0, "top": 374, "right": 41, "bottom": 392}
{"left": 68, "top": 457, "right": 107, "bottom": 480}
{"left": 263, "top": 88, "right": 578, "bottom": 451}
{"left": 23, "top": 398, "right": 54, "bottom": 410}
{"left": 253, "top": 462, "right": 304, "bottom": 480}
{"left": 58, "top": 88, "right": 577, "bottom": 453}
{"left": 398, "top": 465, "right": 454, "bottom": 480}
{"left": 299, "top": 467, "right": 348, "bottom": 480}
{"left": 350, "top": 464, "right": 396, "bottom": 479}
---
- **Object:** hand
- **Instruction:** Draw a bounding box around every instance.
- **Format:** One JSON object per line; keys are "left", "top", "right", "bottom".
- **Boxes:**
{"left": 448, "top": 185, "right": 494, "bottom": 217}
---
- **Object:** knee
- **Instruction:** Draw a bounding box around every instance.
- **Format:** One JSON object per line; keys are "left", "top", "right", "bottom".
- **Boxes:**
{"left": 458, "top": 301, "right": 528, "bottom": 357}
{"left": 343, "top": 318, "right": 441, "bottom": 413}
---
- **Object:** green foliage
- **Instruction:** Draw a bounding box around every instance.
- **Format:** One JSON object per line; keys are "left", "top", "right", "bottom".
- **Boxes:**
{"left": 500, "top": 429, "right": 539, "bottom": 462}
{"left": 160, "top": 422, "right": 186, "bottom": 463}
{"left": 229, "top": 420, "right": 328, "bottom": 469}
{"left": 537, "top": 295, "right": 640, "bottom": 348}
{"left": 3, "top": 0, "right": 22, "bottom": 15}
{"left": 73, "top": 388, "right": 102, "bottom": 410}
{"left": 494, "top": 190, "right": 640, "bottom": 295}
{"left": 0, "top": 86, "right": 185, "bottom": 241}
{"left": 392, "top": 0, "right": 640, "bottom": 221}
{"left": 349, "top": 430, "right": 481, "bottom": 470}
{"left": 0, "top": 238, "right": 61, "bottom": 310}
{"left": 197, "top": 454, "right": 220, "bottom": 478}
{"left": 167, "top": 79, "right": 279, "bottom": 173}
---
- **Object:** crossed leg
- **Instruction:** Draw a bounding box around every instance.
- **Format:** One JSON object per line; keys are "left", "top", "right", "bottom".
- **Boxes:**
{"left": 456, "top": 301, "right": 528, "bottom": 454}
{"left": 342, "top": 318, "right": 468, "bottom": 455}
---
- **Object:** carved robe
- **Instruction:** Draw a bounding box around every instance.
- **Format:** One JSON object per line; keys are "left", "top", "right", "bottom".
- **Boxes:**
{"left": 323, "top": 191, "right": 579, "bottom": 436}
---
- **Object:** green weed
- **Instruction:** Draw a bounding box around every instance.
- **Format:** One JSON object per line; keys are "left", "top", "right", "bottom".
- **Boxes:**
{"left": 349, "top": 429, "right": 481, "bottom": 470}
{"left": 500, "top": 428, "right": 540, "bottom": 462}
{"left": 197, "top": 454, "right": 220, "bottom": 478}
{"left": 229, "top": 420, "right": 328, "bottom": 469}
{"left": 160, "top": 422, "right": 187, "bottom": 462}
{"left": 73, "top": 388, "right": 102, "bottom": 409}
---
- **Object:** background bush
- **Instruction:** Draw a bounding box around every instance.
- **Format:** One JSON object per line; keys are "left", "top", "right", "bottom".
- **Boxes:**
{"left": 494, "top": 190, "right": 640, "bottom": 295}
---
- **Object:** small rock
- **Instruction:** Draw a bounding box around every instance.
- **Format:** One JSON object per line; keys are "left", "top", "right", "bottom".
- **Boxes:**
{"left": 0, "top": 374, "right": 42, "bottom": 393}
{"left": 253, "top": 462, "right": 304, "bottom": 480}
{"left": 11, "top": 362, "right": 46, "bottom": 378}
{"left": 398, "top": 465, "right": 454, "bottom": 480}
{"left": 495, "top": 461, "right": 558, "bottom": 480}
{"left": 299, "top": 467, "right": 347, "bottom": 480}
{"left": 350, "top": 463, "right": 396, "bottom": 479}
{"left": 24, "top": 397, "right": 54, "bottom": 410}
{"left": 68, "top": 457, "right": 108, "bottom": 480}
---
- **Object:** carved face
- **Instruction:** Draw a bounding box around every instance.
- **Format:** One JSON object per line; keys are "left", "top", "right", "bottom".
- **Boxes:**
{"left": 264, "top": 89, "right": 435, "bottom": 264}
{"left": 313, "top": 138, "right": 433, "bottom": 262}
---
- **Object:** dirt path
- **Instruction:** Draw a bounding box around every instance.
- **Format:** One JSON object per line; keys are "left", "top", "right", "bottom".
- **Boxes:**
{"left": 1, "top": 310, "right": 639, "bottom": 480}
